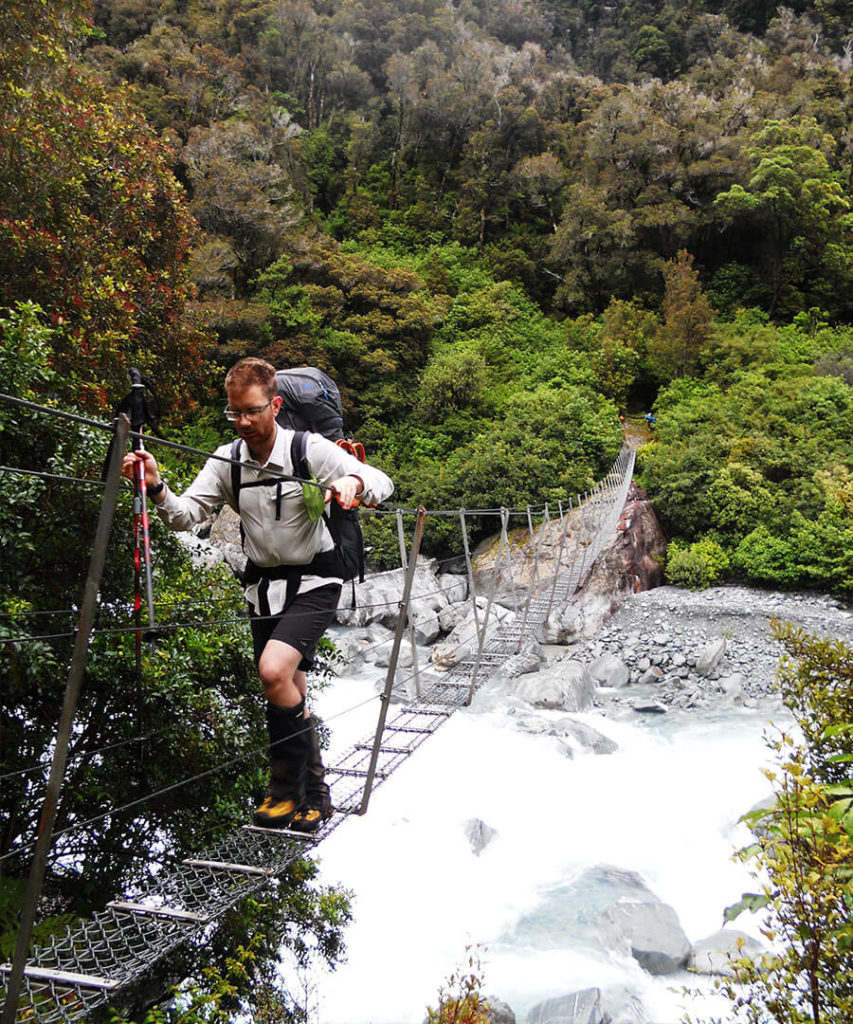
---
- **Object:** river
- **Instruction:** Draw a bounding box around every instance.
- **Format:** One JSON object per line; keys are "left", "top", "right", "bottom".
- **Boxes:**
{"left": 301, "top": 662, "right": 783, "bottom": 1024}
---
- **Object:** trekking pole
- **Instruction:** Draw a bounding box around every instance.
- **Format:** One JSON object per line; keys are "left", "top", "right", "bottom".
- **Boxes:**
{"left": 126, "top": 369, "right": 157, "bottom": 652}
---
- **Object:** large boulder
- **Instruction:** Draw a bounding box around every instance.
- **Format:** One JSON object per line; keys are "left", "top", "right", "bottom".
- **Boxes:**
{"left": 588, "top": 653, "right": 630, "bottom": 688}
{"left": 335, "top": 559, "right": 465, "bottom": 630}
{"left": 553, "top": 715, "right": 619, "bottom": 755}
{"left": 430, "top": 599, "right": 516, "bottom": 669}
{"left": 695, "top": 637, "right": 727, "bottom": 677}
{"left": 689, "top": 929, "right": 766, "bottom": 977}
{"left": 526, "top": 988, "right": 606, "bottom": 1024}
{"left": 208, "top": 504, "right": 246, "bottom": 576}
{"left": 597, "top": 901, "right": 691, "bottom": 975}
{"left": 513, "top": 660, "right": 595, "bottom": 711}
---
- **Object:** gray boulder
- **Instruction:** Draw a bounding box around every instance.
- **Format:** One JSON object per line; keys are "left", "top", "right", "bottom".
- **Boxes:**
{"left": 464, "top": 818, "right": 499, "bottom": 856}
{"left": 597, "top": 901, "right": 691, "bottom": 975}
{"left": 689, "top": 929, "right": 766, "bottom": 977}
{"left": 431, "top": 599, "right": 517, "bottom": 670}
{"left": 553, "top": 716, "right": 619, "bottom": 755}
{"left": 207, "top": 504, "right": 246, "bottom": 576}
{"left": 438, "top": 601, "right": 470, "bottom": 634}
{"left": 513, "top": 661, "right": 594, "bottom": 712}
{"left": 695, "top": 637, "right": 727, "bottom": 677}
{"left": 526, "top": 988, "right": 605, "bottom": 1024}
{"left": 589, "top": 653, "right": 630, "bottom": 688}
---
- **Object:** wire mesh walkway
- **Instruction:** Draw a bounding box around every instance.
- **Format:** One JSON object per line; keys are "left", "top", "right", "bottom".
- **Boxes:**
{"left": 1, "top": 447, "right": 635, "bottom": 1024}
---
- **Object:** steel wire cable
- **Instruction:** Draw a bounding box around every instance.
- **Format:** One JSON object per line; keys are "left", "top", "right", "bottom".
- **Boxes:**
{"left": 0, "top": 571, "right": 480, "bottom": 645}
{"left": 0, "top": 466, "right": 107, "bottom": 487}
{"left": 0, "top": 393, "right": 584, "bottom": 515}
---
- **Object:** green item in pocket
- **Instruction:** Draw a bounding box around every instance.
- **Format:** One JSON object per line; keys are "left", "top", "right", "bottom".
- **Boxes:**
{"left": 303, "top": 476, "right": 326, "bottom": 522}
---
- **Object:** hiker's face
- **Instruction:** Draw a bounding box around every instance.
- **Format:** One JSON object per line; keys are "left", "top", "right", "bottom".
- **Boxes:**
{"left": 226, "top": 383, "right": 280, "bottom": 447}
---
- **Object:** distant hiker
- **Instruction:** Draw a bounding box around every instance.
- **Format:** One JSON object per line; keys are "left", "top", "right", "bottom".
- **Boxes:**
{"left": 644, "top": 412, "right": 656, "bottom": 429}
{"left": 122, "top": 357, "right": 394, "bottom": 832}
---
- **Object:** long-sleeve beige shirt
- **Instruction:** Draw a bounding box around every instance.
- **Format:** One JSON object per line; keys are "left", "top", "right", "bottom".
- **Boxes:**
{"left": 155, "top": 425, "right": 394, "bottom": 606}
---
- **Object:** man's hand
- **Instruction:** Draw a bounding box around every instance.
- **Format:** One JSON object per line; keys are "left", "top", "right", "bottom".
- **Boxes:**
{"left": 122, "top": 450, "right": 164, "bottom": 501}
{"left": 325, "top": 475, "right": 363, "bottom": 510}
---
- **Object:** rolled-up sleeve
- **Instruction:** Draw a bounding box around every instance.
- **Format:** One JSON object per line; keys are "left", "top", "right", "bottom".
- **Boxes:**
{"left": 305, "top": 435, "right": 394, "bottom": 506}
{"left": 155, "top": 446, "right": 232, "bottom": 532}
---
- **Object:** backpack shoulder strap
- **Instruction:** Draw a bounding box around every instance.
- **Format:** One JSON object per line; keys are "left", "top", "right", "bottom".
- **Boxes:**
{"left": 230, "top": 437, "right": 243, "bottom": 511}
{"left": 290, "top": 430, "right": 310, "bottom": 478}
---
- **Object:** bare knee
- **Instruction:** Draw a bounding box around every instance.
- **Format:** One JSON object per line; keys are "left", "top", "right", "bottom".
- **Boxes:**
{"left": 258, "top": 642, "right": 305, "bottom": 707}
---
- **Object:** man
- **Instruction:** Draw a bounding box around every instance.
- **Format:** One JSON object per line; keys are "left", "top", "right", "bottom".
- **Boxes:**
{"left": 122, "top": 358, "right": 394, "bottom": 832}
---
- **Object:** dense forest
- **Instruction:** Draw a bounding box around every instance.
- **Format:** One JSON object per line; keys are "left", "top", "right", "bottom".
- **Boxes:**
{"left": 0, "top": 0, "right": 852, "bottom": 1019}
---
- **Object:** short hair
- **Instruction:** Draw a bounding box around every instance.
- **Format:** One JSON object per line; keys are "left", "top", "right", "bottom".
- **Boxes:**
{"left": 225, "top": 357, "right": 276, "bottom": 398}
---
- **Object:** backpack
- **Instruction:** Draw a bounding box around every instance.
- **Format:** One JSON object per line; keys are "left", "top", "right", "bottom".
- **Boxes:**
{"left": 274, "top": 367, "right": 345, "bottom": 440}
{"left": 229, "top": 367, "right": 366, "bottom": 582}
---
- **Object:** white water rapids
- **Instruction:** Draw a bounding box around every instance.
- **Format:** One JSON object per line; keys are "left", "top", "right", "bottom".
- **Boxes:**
{"left": 299, "top": 663, "right": 782, "bottom": 1024}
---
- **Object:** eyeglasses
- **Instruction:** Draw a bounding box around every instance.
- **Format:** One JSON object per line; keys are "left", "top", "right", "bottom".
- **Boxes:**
{"left": 224, "top": 398, "right": 274, "bottom": 422}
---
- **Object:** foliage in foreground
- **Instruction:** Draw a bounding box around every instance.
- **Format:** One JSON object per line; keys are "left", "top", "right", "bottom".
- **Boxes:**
{"left": 703, "top": 625, "right": 853, "bottom": 1024}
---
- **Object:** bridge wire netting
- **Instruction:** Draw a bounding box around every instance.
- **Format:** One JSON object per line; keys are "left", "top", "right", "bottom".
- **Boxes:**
{"left": 0, "top": 391, "right": 635, "bottom": 1023}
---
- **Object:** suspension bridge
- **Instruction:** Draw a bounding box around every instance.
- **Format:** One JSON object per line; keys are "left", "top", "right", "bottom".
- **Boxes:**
{"left": 0, "top": 393, "right": 636, "bottom": 1024}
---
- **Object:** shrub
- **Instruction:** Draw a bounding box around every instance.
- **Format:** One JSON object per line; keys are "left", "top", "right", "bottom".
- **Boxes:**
{"left": 665, "top": 537, "right": 730, "bottom": 589}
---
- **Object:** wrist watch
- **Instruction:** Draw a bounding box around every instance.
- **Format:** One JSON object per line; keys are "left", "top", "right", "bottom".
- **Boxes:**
{"left": 148, "top": 480, "right": 166, "bottom": 498}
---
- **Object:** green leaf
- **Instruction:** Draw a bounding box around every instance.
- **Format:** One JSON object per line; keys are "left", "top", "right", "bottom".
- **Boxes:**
{"left": 724, "top": 892, "right": 770, "bottom": 923}
{"left": 303, "top": 477, "right": 326, "bottom": 522}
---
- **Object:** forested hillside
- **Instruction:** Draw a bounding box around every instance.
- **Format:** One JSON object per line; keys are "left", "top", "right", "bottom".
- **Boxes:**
{"left": 0, "top": 0, "right": 851, "bottom": 1019}
{"left": 2, "top": 0, "right": 852, "bottom": 587}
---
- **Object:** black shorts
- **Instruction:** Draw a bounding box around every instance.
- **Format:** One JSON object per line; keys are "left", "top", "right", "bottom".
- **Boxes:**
{"left": 249, "top": 583, "right": 342, "bottom": 671}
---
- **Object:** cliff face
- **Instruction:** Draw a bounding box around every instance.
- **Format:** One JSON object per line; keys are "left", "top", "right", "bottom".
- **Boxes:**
{"left": 586, "top": 482, "right": 666, "bottom": 598}
{"left": 469, "top": 482, "right": 667, "bottom": 636}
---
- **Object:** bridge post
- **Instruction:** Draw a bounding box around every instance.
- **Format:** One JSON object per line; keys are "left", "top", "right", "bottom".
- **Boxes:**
{"left": 358, "top": 507, "right": 427, "bottom": 815}
{"left": 395, "top": 508, "right": 422, "bottom": 699}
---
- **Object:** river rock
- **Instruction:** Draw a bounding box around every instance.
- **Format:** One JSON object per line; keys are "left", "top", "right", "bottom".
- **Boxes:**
{"left": 597, "top": 901, "right": 691, "bottom": 974}
{"left": 464, "top": 818, "right": 499, "bottom": 856}
{"left": 438, "top": 601, "right": 470, "bottom": 633}
{"left": 430, "top": 600, "right": 516, "bottom": 669}
{"left": 689, "top": 929, "right": 766, "bottom": 977}
{"left": 513, "top": 660, "right": 594, "bottom": 711}
{"left": 336, "top": 558, "right": 459, "bottom": 630}
{"left": 588, "top": 653, "right": 630, "bottom": 688}
{"left": 526, "top": 988, "right": 606, "bottom": 1024}
{"left": 695, "top": 637, "right": 727, "bottom": 677}
{"left": 552, "top": 715, "right": 619, "bottom": 755}
{"left": 638, "top": 665, "right": 663, "bottom": 685}
{"left": 541, "top": 607, "right": 583, "bottom": 644}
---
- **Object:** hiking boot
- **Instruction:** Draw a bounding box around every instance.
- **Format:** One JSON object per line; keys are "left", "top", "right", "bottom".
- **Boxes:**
{"left": 253, "top": 794, "right": 299, "bottom": 828}
{"left": 255, "top": 700, "right": 310, "bottom": 829}
{"left": 290, "top": 784, "right": 332, "bottom": 833}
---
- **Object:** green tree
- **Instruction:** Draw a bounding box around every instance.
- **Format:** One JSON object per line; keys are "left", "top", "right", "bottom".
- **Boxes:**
{"left": 714, "top": 118, "right": 853, "bottom": 320}
{"left": 648, "top": 250, "right": 715, "bottom": 381}
{"left": 0, "top": 1, "right": 205, "bottom": 413}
